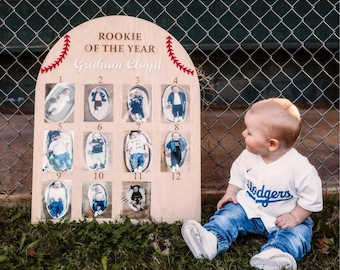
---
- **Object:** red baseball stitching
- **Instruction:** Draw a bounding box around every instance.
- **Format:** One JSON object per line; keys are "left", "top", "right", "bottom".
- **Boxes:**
{"left": 166, "top": 36, "right": 194, "bottom": 75}
{"left": 41, "top": 34, "right": 70, "bottom": 73}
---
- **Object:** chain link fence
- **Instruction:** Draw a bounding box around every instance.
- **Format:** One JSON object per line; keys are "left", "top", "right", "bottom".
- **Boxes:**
{"left": 0, "top": 0, "right": 339, "bottom": 197}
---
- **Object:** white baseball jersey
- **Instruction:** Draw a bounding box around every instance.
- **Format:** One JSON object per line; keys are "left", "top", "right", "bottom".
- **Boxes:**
{"left": 127, "top": 135, "right": 147, "bottom": 154}
{"left": 229, "top": 149, "right": 323, "bottom": 232}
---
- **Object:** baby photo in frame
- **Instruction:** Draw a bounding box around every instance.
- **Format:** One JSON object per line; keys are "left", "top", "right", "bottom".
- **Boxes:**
{"left": 42, "top": 179, "right": 71, "bottom": 220}
{"left": 44, "top": 83, "right": 75, "bottom": 123}
{"left": 124, "top": 130, "right": 152, "bottom": 173}
{"left": 84, "top": 132, "right": 109, "bottom": 171}
{"left": 124, "top": 84, "right": 151, "bottom": 122}
{"left": 164, "top": 131, "right": 189, "bottom": 172}
{"left": 42, "top": 130, "right": 74, "bottom": 172}
{"left": 84, "top": 84, "right": 113, "bottom": 122}
{"left": 82, "top": 182, "right": 112, "bottom": 219}
{"left": 121, "top": 182, "right": 151, "bottom": 220}
{"left": 162, "top": 84, "right": 188, "bottom": 123}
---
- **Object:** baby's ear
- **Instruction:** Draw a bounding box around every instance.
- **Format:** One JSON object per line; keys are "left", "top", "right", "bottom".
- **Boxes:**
{"left": 268, "top": 139, "right": 279, "bottom": 151}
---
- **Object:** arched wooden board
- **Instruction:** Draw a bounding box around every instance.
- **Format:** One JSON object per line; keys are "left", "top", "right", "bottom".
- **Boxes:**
{"left": 32, "top": 16, "right": 200, "bottom": 223}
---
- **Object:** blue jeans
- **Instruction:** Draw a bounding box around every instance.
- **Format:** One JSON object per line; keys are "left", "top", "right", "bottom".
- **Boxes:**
{"left": 93, "top": 200, "right": 107, "bottom": 211}
{"left": 204, "top": 203, "right": 313, "bottom": 260}
{"left": 54, "top": 152, "right": 72, "bottom": 171}
{"left": 50, "top": 201, "right": 63, "bottom": 218}
{"left": 130, "top": 153, "right": 145, "bottom": 170}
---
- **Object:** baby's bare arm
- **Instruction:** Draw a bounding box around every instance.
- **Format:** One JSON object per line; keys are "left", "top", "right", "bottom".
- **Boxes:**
{"left": 217, "top": 184, "right": 241, "bottom": 210}
{"left": 275, "top": 205, "right": 312, "bottom": 228}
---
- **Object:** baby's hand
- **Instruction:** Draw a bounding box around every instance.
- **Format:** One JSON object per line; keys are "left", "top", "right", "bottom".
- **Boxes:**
{"left": 275, "top": 213, "right": 299, "bottom": 228}
{"left": 217, "top": 194, "right": 237, "bottom": 210}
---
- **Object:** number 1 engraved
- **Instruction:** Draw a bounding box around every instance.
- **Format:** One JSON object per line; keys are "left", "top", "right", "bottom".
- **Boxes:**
{"left": 134, "top": 172, "right": 142, "bottom": 180}
{"left": 172, "top": 172, "right": 181, "bottom": 180}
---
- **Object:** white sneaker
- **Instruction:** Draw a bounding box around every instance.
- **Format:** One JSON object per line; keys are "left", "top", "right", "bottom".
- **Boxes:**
{"left": 181, "top": 220, "right": 217, "bottom": 260}
{"left": 250, "top": 248, "right": 297, "bottom": 270}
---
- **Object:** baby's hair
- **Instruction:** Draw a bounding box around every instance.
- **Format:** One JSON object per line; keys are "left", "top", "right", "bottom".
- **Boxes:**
{"left": 248, "top": 98, "right": 301, "bottom": 148}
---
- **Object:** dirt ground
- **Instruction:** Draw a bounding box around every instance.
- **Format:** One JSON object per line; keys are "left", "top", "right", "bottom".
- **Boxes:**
{"left": 0, "top": 108, "right": 338, "bottom": 205}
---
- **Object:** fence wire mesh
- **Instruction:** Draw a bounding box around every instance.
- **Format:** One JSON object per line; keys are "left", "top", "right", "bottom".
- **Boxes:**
{"left": 0, "top": 0, "right": 339, "bottom": 196}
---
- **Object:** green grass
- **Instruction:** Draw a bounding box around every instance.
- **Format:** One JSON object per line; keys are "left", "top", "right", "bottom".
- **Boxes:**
{"left": 0, "top": 195, "right": 338, "bottom": 270}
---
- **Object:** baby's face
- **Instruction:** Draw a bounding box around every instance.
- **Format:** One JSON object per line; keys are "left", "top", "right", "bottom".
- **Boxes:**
{"left": 130, "top": 132, "right": 139, "bottom": 139}
{"left": 63, "top": 89, "right": 70, "bottom": 95}
{"left": 134, "top": 89, "right": 141, "bottom": 96}
{"left": 54, "top": 181, "right": 61, "bottom": 189}
{"left": 172, "top": 133, "right": 180, "bottom": 140}
{"left": 93, "top": 133, "right": 100, "bottom": 140}
{"left": 172, "top": 86, "right": 179, "bottom": 93}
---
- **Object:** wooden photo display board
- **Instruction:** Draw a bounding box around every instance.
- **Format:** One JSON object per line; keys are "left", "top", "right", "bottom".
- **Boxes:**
{"left": 31, "top": 16, "right": 201, "bottom": 223}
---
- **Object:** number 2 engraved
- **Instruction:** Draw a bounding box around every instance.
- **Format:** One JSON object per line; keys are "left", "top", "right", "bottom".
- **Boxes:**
{"left": 98, "top": 76, "right": 103, "bottom": 83}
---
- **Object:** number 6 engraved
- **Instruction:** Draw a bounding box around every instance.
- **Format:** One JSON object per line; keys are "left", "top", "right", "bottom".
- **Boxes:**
{"left": 97, "top": 123, "right": 102, "bottom": 130}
